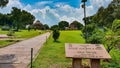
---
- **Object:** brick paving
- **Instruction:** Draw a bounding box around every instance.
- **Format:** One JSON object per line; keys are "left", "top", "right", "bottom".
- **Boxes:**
{"left": 0, "top": 32, "right": 50, "bottom": 68}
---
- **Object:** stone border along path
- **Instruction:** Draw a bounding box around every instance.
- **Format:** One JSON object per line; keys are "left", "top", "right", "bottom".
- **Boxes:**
{"left": 0, "top": 32, "right": 50, "bottom": 68}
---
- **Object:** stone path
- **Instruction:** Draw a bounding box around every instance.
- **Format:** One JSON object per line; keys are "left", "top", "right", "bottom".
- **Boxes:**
{"left": 0, "top": 34, "right": 9, "bottom": 38}
{"left": 0, "top": 32, "right": 50, "bottom": 68}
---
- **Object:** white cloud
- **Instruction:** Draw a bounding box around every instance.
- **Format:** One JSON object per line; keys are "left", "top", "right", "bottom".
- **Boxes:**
{"left": 35, "top": 1, "right": 53, "bottom": 8}
{"left": 36, "top": 1, "right": 53, "bottom": 6}
{"left": 90, "top": 0, "right": 113, "bottom": 8}
{"left": 55, "top": 2, "right": 67, "bottom": 8}
{"left": 59, "top": 16, "right": 81, "bottom": 24}
{"left": 0, "top": 0, "right": 113, "bottom": 26}
{"left": 23, "top": 4, "right": 32, "bottom": 11}
{"left": 0, "top": 0, "right": 23, "bottom": 13}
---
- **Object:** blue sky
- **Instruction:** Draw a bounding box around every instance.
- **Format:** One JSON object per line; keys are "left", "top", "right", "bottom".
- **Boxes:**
{"left": 0, "top": 0, "right": 113, "bottom": 26}
{"left": 20, "top": 0, "right": 82, "bottom": 8}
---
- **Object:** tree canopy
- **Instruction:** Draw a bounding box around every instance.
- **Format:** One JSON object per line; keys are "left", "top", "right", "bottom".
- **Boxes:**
{"left": 44, "top": 24, "right": 49, "bottom": 30}
{"left": 0, "top": 0, "right": 9, "bottom": 8}
{"left": 50, "top": 25, "right": 59, "bottom": 30}
{"left": 86, "top": 0, "right": 120, "bottom": 28}
{"left": 58, "top": 21, "right": 69, "bottom": 30}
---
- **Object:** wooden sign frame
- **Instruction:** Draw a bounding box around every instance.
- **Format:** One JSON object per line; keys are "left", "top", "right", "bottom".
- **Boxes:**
{"left": 65, "top": 43, "right": 111, "bottom": 68}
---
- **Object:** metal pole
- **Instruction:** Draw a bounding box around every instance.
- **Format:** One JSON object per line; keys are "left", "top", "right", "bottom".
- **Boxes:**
{"left": 31, "top": 48, "right": 33, "bottom": 68}
{"left": 83, "top": 2, "right": 87, "bottom": 43}
{"left": 46, "top": 36, "right": 47, "bottom": 43}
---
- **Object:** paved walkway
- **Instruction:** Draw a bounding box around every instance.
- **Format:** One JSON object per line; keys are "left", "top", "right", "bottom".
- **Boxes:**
{"left": 0, "top": 32, "right": 50, "bottom": 68}
{"left": 0, "top": 34, "right": 8, "bottom": 38}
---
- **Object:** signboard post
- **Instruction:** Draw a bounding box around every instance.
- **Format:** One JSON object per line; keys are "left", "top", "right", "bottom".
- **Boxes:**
{"left": 65, "top": 43, "right": 111, "bottom": 68}
{"left": 90, "top": 59, "right": 100, "bottom": 68}
{"left": 72, "top": 58, "right": 82, "bottom": 68}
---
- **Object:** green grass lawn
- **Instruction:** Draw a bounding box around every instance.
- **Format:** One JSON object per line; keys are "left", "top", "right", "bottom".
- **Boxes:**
{"left": 0, "top": 30, "right": 46, "bottom": 48}
{"left": 14, "top": 30, "right": 45, "bottom": 38}
{"left": 33, "top": 30, "right": 85, "bottom": 68}
{"left": 0, "top": 29, "right": 8, "bottom": 34}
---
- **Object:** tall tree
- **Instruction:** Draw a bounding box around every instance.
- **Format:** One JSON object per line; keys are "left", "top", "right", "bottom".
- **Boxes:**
{"left": 103, "top": 19, "right": 120, "bottom": 53}
{"left": 50, "top": 25, "right": 59, "bottom": 30}
{"left": 11, "top": 7, "right": 21, "bottom": 31}
{"left": 58, "top": 21, "right": 69, "bottom": 30}
{"left": 21, "top": 10, "right": 35, "bottom": 28}
{"left": 90, "top": 0, "right": 120, "bottom": 28}
{"left": 112, "top": 19, "right": 120, "bottom": 35}
{"left": 0, "top": 0, "right": 9, "bottom": 8}
{"left": 43, "top": 24, "right": 49, "bottom": 30}
{"left": 11, "top": 7, "right": 35, "bottom": 30}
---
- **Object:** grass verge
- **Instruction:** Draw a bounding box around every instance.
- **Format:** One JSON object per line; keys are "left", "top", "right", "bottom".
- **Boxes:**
{"left": 0, "top": 30, "right": 46, "bottom": 48}
{"left": 33, "top": 30, "right": 85, "bottom": 68}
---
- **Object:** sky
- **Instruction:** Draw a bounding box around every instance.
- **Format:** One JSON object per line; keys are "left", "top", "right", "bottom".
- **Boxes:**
{"left": 0, "top": 0, "right": 113, "bottom": 26}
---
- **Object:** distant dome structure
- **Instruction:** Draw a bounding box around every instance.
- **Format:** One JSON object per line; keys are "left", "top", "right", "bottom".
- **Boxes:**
{"left": 33, "top": 20, "right": 44, "bottom": 30}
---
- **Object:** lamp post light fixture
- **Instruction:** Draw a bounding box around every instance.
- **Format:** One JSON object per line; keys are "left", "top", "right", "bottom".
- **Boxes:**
{"left": 81, "top": 0, "right": 87, "bottom": 43}
{"left": 82, "top": 0, "right": 87, "bottom": 2}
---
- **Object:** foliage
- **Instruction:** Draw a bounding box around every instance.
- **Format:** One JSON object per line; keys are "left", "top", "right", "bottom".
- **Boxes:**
{"left": 101, "top": 60, "right": 120, "bottom": 68}
{"left": 86, "top": 0, "right": 120, "bottom": 28}
{"left": 85, "top": 19, "right": 120, "bottom": 52}
{"left": 52, "top": 29, "right": 60, "bottom": 41}
{"left": 70, "top": 20, "right": 83, "bottom": 30}
{"left": 82, "top": 22, "right": 101, "bottom": 43}
{"left": 50, "top": 25, "right": 59, "bottom": 30}
{"left": 0, "top": 0, "right": 9, "bottom": 8}
{"left": 101, "top": 49, "right": 120, "bottom": 68}
{"left": 33, "top": 31, "right": 85, "bottom": 68}
{"left": 0, "top": 7, "right": 35, "bottom": 31}
{"left": 43, "top": 24, "right": 49, "bottom": 30}
{"left": 87, "top": 28, "right": 104, "bottom": 44}
{"left": 21, "top": 10, "right": 35, "bottom": 25}
{"left": 103, "top": 19, "right": 120, "bottom": 53}
{"left": 0, "top": 14, "right": 12, "bottom": 26}
{"left": 58, "top": 21, "right": 69, "bottom": 30}
{"left": 11, "top": 7, "right": 21, "bottom": 31}
{"left": 7, "top": 30, "right": 14, "bottom": 36}
{"left": 11, "top": 7, "right": 35, "bottom": 31}
{"left": 82, "top": 23, "right": 96, "bottom": 39}
{"left": 112, "top": 19, "right": 120, "bottom": 35}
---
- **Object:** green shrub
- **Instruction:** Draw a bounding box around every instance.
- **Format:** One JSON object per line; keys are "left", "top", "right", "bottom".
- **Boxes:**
{"left": 101, "top": 60, "right": 120, "bottom": 68}
{"left": 7, "top": 30, "right": 14, "bottom": 36}
{"left": 52, "top": 29, "right": 60, "bottom": 41}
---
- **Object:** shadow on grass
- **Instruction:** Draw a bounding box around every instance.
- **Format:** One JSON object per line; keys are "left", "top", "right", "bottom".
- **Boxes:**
{"left": 53, "top": 40, "right": 61, "bottom": 43}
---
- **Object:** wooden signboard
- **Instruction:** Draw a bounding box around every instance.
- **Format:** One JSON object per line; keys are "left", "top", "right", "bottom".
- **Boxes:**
{"left": 65, "top": 43, "right": 111, "bottom": 59}
{"left": 65, "top": 43, "right": 111, "bottom": 68}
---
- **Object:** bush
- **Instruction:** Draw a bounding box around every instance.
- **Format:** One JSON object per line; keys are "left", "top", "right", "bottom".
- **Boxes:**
{"left": 7, "top": 30, "right": 14, "bottom": 36}
{"left": 52, "top": 29, "right": 60, "bottom": 41}
{"left": 101, "top": 60, "right": 120, "bottom": 68}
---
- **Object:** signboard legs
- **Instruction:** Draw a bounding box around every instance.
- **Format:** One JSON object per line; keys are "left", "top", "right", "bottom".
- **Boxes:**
{"left": 72, "top": 58, "right": 82, "bottom": 68}
{"left": 90, "top": 59, "right": 100, "bottom": 68}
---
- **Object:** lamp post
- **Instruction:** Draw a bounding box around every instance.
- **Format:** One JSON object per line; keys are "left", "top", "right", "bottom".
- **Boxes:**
{"left": 81, "top": 0, "right": 87, "bottom": 43}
